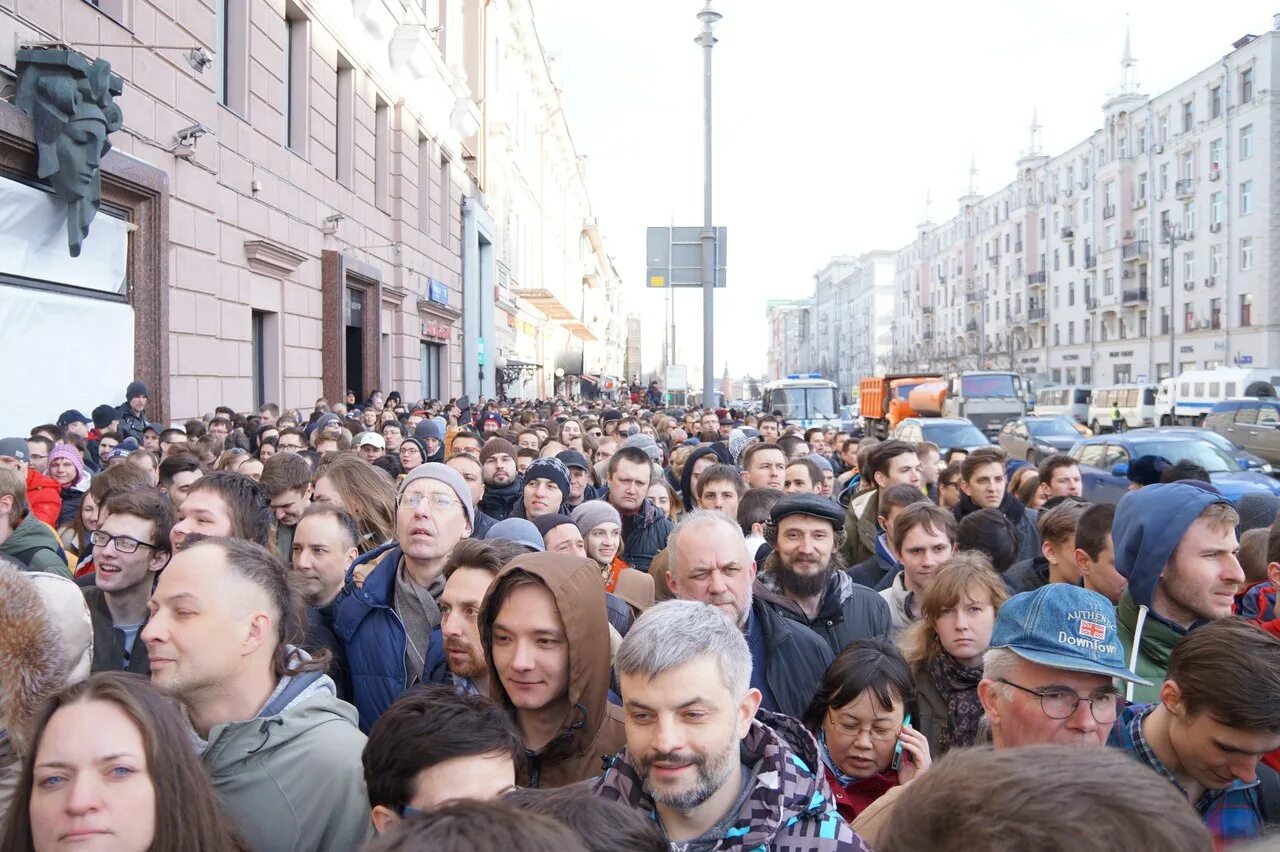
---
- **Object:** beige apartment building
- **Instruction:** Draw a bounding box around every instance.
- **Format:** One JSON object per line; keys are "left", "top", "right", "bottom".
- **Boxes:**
{"left": 893, "top": 19, "right": 1279, "bottom": 387}
{"left": 0, "top": 0, "right": 622, "bottom": 433}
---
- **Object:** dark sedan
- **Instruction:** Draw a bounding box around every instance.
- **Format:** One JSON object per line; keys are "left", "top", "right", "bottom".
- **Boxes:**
{"left": 893, "top": 417, "right": 994, "bottom": 456}
{"left": 1067, "top": 433, "right": 1280, "bottom": 504}
{"left": 998, "top": 416, "right": 1083, "bottom": 464}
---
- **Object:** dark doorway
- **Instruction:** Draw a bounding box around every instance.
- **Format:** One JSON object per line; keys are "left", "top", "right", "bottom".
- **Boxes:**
{"left": 345, "top": 286, "right": 365, "bottom": 401}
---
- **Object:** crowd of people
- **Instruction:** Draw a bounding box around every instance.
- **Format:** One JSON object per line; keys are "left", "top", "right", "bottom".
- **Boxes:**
{"left": 0, "top": 379, "right": 1277, "bottom": 850}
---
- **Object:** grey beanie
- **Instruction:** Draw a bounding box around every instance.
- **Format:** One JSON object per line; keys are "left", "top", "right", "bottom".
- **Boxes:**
{"left": 807, "top": 454, "right": 834, "bottom": 473}
{"left": 571, "top": 500, "right": 622, "bottom": 536}
{"left": 398, "top": 462, "right": 475, "bottom": 528}
{"left": 622, "top": 432, "right": 662, "bottom": 462}
{"left": 485, "top": 517, "right": 545, "bottom": 553}
{"left": 415, "top": 419, "right": 444, "bottom": 441}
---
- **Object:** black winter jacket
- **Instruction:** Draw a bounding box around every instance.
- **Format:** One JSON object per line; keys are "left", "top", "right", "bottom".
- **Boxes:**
{"left": 757, "top": 562, "right": 894, "bottom": 657}
{"left": 617, "top": 497, "right": 674, "bottom": 572}
{"left": 749, "top": 593, "right": 834, "bottom": 719}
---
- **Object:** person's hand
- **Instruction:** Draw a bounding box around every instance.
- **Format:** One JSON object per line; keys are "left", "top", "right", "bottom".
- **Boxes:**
{"left": 895, "top": 722, "right": 932, "bottom": 783}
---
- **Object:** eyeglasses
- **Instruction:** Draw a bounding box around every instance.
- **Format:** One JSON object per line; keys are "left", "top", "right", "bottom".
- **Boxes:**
{"left": 939, "top": 480, "right": 957, "bottom": 489}
{"left": 89, "top": 530, "right": 160, "bottom": 554}
{"left": 996, "top": 678, "right": 1120, "bottom": 723}
{"left": 398, "top": 492, "right": 463, "bottom": 512}
{"left": 826, "top": 709, "right": 901, "bottom": 742}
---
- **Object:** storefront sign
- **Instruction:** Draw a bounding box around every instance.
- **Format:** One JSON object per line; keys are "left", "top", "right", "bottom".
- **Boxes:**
{"left": 1062, "top": 354, "right": 1080, "bottom": 361}
{"left": 422, "top": 319, "right": 451, "bottom": 341}
{"left": 1108, "top": 350, "right": 1134, "bottom": 358}
{"left": 1180, "top": 344, "right": 1195, "bottom": 354}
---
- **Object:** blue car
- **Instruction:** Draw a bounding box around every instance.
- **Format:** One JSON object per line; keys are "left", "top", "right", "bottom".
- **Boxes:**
{"left": 1068, "top": 432, "right": 1280, "bottom": 504}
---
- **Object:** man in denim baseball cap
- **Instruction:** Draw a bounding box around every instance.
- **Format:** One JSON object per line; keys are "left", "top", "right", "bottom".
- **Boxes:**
{"left": 978, "top": 583, "right": 1150, "bottom": 749}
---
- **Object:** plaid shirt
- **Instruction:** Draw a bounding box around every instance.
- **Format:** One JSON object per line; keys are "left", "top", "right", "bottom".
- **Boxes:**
{"left": 1109, "top": 703, "right": 1263, "bottom": 845}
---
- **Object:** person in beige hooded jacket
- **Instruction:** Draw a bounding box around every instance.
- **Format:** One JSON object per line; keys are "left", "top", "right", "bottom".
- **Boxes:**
{"left": 0, "top": 556, "right": 93, "bottom": 832}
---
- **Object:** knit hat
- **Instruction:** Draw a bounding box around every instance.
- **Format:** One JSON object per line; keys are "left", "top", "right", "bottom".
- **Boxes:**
{"left": 531, "top": 514, "right": 578, "bottom": 540}
{"left": 0, "top": 438, "right": 28, "bottom": 462}
{"left": 622, "top": 433, "right": 662, "bottom": 463}
{"left": 125, "top": 380, "right": 149, "bottom": 400}
{"left": 47, "top": 444, "right": 85, "bottom": 480}
{"left": 479, "top": 437, "right": 518, "bottom": 466}
{"left": 485, "top": 517, "right": 544, "bottom": 553}
{"left": 399, "top": 437, "right": 428, "bottom": 464}
{"left": 571, "top": 500, "right": 622, "bottom": 536}
{"left": 807, "top": 454, "right": 834, "bottom": 473}
{"left": 314, "top": 413, "right": 341, "bottom": 434}
{"left": 415, "top": 419, "right": 444, "bottom": 441}
{"left": 56, "top": 410, "right": 89, "bottom": 428}
{"left": 91, "top": 404, "right": 117, "bottom": 429}
{"left": 556, "top": 449, "right": 590, "bottom": 471}
{"left": 398, "top": 462, "right": 475, "bottom": 527}
{"left": 601, "top": 409, "right": 622, "bottom": 424}
{"left": 523, "top": 458, "right": 570, "bottom": 501}
{"left": 1236, "top": 493, "right": 1280, "bottom": 534}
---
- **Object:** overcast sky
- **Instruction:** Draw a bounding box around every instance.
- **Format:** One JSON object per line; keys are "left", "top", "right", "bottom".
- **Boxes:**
{"left": 531, "top": 1, "right": 1273, "bottom": 384}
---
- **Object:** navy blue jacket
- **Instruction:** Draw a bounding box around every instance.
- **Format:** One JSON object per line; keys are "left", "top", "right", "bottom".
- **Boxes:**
{"left": 333, "top": 541, "right": 446, "bottom": 732}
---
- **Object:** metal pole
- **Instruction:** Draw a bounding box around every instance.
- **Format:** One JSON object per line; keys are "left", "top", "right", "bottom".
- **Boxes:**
{"left": 696, "top": 2, "right": 720, "bottom": 409}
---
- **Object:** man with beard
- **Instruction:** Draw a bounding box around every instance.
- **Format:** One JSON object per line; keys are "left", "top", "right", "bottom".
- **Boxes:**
{"left": 479, "top": 438, "right": 522, "bottom": 521}
{"left": 594, "top": 600, "right": 867, "bottom": 850}
{"left": 665, "top": 511, "right": 832, "bottom": 719}
{"left": 439, "top": 538, "right": 505, "bottom": 695}
{"left": 757, "top": 494, "right": 892, "bottom": 656}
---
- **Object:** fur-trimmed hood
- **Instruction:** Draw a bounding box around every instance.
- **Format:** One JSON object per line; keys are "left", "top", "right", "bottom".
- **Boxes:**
{"left": 0, "top": 564, "right": 92, "bottom": 754}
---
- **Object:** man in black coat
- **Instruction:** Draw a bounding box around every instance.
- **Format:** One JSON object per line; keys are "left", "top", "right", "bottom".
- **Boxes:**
{"left": 665, "top": 508, "right": 832, "bottom": 719}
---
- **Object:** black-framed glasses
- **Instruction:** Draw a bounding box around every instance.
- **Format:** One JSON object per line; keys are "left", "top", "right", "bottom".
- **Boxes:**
{"left": 89, "top": 530, "right": 159, "bottom": 554}
{"left": 997, "top": 678, "right": 1120, "bottom": 723}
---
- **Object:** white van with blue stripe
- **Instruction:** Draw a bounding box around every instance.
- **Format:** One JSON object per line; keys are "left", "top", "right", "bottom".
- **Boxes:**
{"left": 1157, "top": 368, "right": 1280, "bottom": 426}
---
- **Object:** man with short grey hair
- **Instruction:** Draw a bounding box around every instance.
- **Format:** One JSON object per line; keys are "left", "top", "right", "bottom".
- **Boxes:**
{"left": 594, "top": 600, "right": 867, "bottom": 851}
{"left": 666, "top": 510, "right": 831, "bottom": 719}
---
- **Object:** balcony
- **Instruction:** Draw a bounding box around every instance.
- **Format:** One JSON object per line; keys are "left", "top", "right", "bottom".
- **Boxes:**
{"left": 1175, "top": 178, "right": 1195, "bottom": 199}
{"left": 1061, "top": 227, "right": 1075, "bottom": 241}
{"left": 1027, "top": 307, "right": 1046, "bottom": 323}
{"left": 1103, "top": 204, "right": 1116, "bottom": 219}
{"left": 1027, "top": 270, "right": 1047, "bottom": 285}
{"left": 1084, "top": 252, "right": 1097, "bottom": 270}
{"left": 1086, "top": 297, "right": 1099, "bottom": 310}
{"left": 1122, "top": 287, "right": 1150, "bottom": 305}
{"left": 922, "top": 331, "right": 934, "bottom": 341}
{"left": 1122, "top": 240, "right": 1150, "bottom": 261}
{"left": 921, "top": 305, "right": 934, "bottom": 316}
{"left": 965, "top": 290, "right": 982, "bottom": 303}
{"left": 966, "top": 320, "right": 979, "bottom": 332}
{"left": 512, "top": 287, "right": 577, "bottom": 322}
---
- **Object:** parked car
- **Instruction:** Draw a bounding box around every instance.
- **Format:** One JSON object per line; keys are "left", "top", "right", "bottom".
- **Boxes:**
{"left": 1203, "top": 398, "right": 1280, "bottom": 466}
{"left": 893, "top": 417, "right": 993, "bottom": 456}
{"left": 1139, "top": 426, "right": 1273, "bottom": 475}
{"left": 839, "top": 404, "right": 860, "bottom": 435}
{"left": 1067, "top": 432, "right": 1280, "bottom": 504}
{"left": 998, "top": 416, "right": 1084, "bottom": 464}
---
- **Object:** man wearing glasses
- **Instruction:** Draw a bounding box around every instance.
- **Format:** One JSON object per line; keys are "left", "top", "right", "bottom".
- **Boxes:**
{"left": 83, "top": 487, "right": 173, "bottom": 673}
{"left": 336, "top": 462, "right": 475, "bottom": 732}
{"left": 853, "top": 582, "right": 1146, "bottom": 846}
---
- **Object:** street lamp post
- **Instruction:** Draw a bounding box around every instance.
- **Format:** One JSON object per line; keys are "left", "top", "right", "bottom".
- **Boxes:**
{"left": 695, "top": 1, "right": 719, "bottom": 409}
{"left": 1163, "top": 222, "right": 1189, "bottom": 379}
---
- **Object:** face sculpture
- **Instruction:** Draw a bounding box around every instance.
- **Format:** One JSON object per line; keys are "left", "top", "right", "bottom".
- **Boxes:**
{"left": 17, "top": 50, "right": 124, "bottom": 256}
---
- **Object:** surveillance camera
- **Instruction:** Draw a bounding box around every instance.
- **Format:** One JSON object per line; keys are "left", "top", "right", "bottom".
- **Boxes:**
{"left": 323, "top": 212, "right": 347, "bottom": 224}
{"left": 176, "top": 123, "right": 212, "bottom": 143}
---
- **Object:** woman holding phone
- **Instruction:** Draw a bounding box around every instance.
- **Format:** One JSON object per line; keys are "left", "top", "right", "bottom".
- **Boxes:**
{"left": 801, "top": 639, "right": 932, "bottom": 821}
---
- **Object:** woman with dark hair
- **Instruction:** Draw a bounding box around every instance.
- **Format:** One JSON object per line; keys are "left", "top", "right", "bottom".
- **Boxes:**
{"left": 801, "top": 639, "right": 932, "bottom": 820}
{"left": 955, "top": 508, "right": 1020, "bottom": 574}
{"left": 1, "top": 671, "right": 244, "bottom": 852}
{"left": 900, "top": 553, "right": 1009, "bottom": 755}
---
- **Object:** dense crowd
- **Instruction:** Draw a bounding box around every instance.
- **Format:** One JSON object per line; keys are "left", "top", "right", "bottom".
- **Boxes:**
{"left": 0, "top": 378, "right": 1277, "bottom": 851}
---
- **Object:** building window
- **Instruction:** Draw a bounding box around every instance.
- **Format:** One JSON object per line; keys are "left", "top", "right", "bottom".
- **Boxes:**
{"left": 1210, "top": 191, "right": 1223, "bottom": 225}
{"left": 1183, "top": 251, "right": 1194, "bottom": 283}
{"left": 335, "top": 56, "right": 354, "bottom": 186}
{"left": 251, "top": 311, "right": 266, "bottom": 410}
{"left": 216, "top": 0, "right": 248, "bottom": 114}
{"left": 418, "top": 135, "right": 436, "bottom": 233}
{"left": 1158, "top": 163, "right": 1169, "bottom": 196}
{"left": 1160, "top": 307, "right": 1170, "bottom": 335}
{"left": 1080, "top": 366, "right": 1093, "bottom": 384}
{"left": 1240, "top": 180, "right": 1253, "bottom": 215}
{"left": 420, "top": 341, "right": 443, "bottom": 400}
{"left": 284, "top": 6, "right": 309, "bottom": 154}
{"left": 1114, "top": 364, "right": 1131, "bottom": 384}
{"left": 1180, "top": 151, "right": 1194, "bottom": 181}
{"left": 1137, "top": 172, "right": 1147, "bottom": 201}
{"left": 1068, "top": 282, "right": 1075, "bottom": 306}
{"left": 1183, "top": 202, "right": 1195, "bottom": 234}
{"left": 1210, "top": 298, "right": 1222, "bottom": 330}
{"left": 1209, "top": 138, "right": 1223, "bottom": 169}
{"left": 1158, "top": 113, "right": 1169, "bottom": 143}
{"left": 1240, "top": 124, "right": 1253, "bottom": 160}
{"left": 1084, "top": 318, "right": 1092, "bottom": 341}
{"left": 438, "top": 154, "right": 452, "bottom": 249}
{"left": 1241, "top": 67, "right": 1254, "bottom": 103}
{"left": 1160, "top": 258, "right": 1170, "bottom": 288}
{"left": 1240, "top": 237, "right": 1254, "bottom": 271}
{"left": 1211, "top": 244, "right": 1225, "bottom": 277}
{"left": 374, "top": 95, "right": 390, "bottom": 213}
{"left": 1182, "top": 100, "right": 1194, "bottom": 133}
{"left": 1210, "top": 86, "right": 1222, "bottom": 118}
{"left": 1104, "top": 224, "right": 1115, "bottom": 250}
{"left": 1103, "top": 270, "right": 1114, "bottom": 296}
{"left": 1241, "top": 294, "right": 1253, "bottom": 327}
{"left": 1184, "top": 302, "right": 1193, "bottom": 332}
{"left": 1054, "top": 325, "right": 1060, "bottom": 346}
{"left": 1068, "top": 322, "right": 1075, "bottom": 345}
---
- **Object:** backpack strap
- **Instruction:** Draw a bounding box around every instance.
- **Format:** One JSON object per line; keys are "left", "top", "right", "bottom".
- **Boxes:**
{"left": 1257, "top": 761, "right": 1280, "bottom": 824}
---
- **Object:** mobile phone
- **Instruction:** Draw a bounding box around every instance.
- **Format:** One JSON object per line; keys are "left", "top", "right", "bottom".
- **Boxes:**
{"left": 891, "top": 713, "right": 912, "bottom": 771}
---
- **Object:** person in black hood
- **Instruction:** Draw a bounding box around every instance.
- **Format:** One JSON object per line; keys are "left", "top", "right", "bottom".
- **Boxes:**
{"left": 679, "top": 443, "right": 734, "bottom": 512}
{"left": 478, "top": 438, "right": 522, "bottom": 521}
{"left": 115, "top": 380, "right": 150, "bottom": 444}
{"left": 953, "top": 447, "right": 1040, "bottom": 564}
{"left": 414, "top": 419, "right": 446, "bottom": 463}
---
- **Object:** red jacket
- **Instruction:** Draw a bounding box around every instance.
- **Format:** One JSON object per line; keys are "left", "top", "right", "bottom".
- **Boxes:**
{"left": 25, "top": 468, "right": 62, "bottom": 528}
{"left": 823, "top": 764, "right": 899, "bottom": 822}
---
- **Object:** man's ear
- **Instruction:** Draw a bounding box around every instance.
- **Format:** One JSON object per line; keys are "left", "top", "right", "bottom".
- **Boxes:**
{"left": 1075, "top": 547, "right": 1092, "bottom": 578}
{"left": 1268, "top": 561, "right": 1280, "bottom": 588}
{"left": 977, "top": 678, "right": 1002, "bottom": 725}
{"left": 370, "top": 805, "right": 399, "bottom": 836}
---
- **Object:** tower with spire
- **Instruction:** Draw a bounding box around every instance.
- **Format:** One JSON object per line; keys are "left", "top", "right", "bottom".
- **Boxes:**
{"left": 1105, "top": 17, "right": 1146, "bottom": 112}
